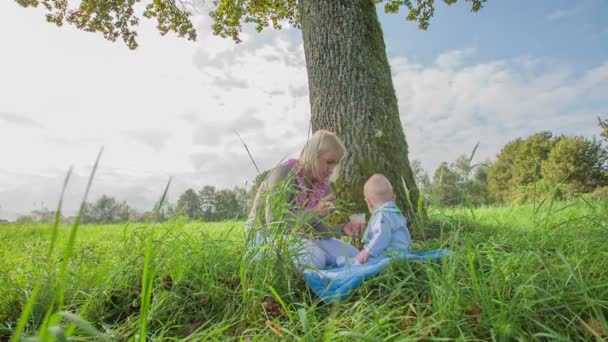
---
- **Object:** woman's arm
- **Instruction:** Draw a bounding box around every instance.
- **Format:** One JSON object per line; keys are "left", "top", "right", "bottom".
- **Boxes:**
{"left": 251, "top": 163, "right": 344, "bottom": 238}
{"left": 245, "top": 163, "right": 292, "bottom": 232}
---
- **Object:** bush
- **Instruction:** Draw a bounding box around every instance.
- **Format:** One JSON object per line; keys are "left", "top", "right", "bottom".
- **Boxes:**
{"left": 584, "top": 186, "right": 608, "bottom": 202}
{"left": 511, "top": 180, "right": 566, "bottom": 204}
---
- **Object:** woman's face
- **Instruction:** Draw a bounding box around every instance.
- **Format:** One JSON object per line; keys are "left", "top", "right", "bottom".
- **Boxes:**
{"left": 312, "top": 150, "right": 342, "bottom": 182}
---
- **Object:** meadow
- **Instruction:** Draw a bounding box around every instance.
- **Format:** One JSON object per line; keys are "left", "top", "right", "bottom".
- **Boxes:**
{"left": 1, "top": 198, "right": 607, "bottom": 341}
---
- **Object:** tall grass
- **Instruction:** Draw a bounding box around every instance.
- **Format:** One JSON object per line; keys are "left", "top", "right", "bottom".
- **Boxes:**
{"left": 1, "top": 185, "right": 607, "bottom": 339}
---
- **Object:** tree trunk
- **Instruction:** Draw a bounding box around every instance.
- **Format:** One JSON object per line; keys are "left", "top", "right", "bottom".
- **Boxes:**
{"left": 299, "top": 0, "right": 421, "bottom": 224}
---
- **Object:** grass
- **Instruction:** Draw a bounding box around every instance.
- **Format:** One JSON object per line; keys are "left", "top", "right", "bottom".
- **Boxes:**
{"left": 1, "top": 197, "right": 607, "bottom": 340}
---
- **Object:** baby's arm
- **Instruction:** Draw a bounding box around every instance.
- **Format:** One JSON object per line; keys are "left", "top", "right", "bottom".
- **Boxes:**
{"left": 358, "top": 215, "right": 392, "bottom": 263}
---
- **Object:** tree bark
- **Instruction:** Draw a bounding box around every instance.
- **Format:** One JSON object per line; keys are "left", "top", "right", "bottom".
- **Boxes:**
{"left": 300, "top": 0, "right": 421, "bottom": 223}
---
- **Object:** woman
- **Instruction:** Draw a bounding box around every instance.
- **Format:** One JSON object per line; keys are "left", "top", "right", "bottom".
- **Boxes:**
{"left": 245, "top": 130, "right": 364, "bottom": 269}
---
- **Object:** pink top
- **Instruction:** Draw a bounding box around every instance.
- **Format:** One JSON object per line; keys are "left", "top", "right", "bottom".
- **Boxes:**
{"left": 287, "top": 159, "right": 331, "bottom": 212}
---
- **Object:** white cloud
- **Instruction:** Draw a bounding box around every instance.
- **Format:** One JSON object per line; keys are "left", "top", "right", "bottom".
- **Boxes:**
{"left": 545, "top": 7, "right": 580, "bottom": 21}
{"left": 393, "top": 49, "right": 608, "bottom": 177}
{"left": 434, "top": 48, "right": 475, "bottom": 69}
{"left": 123, "top": 130, "right": 171, "bottom": 151}
{"left": 0, "top": 112, "right": 43, "bottom": 128}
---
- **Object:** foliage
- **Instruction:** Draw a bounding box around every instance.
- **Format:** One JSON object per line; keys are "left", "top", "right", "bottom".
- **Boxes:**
{"left": 511, "top": 131, "right": 556, "bottom": 186}
{"left": 487, "top": 138, "right": 524, "bottom": 203}
{"left": 174, "top": 185, "right": 249, "bottom": 221}
{"left": 15, "top": 207, "right": 58, "bottom": 224}
{"left": 428, "top": 148, "right": 489, "bottom": 208}
{"left": 199, "top": 185, "right": 218, "bottom": 220}
{"left": 541, "top": 136, "right": 608, "bottom": 195}
{"left": 215, "top": 188, "right": 247, "bottom": 220}
{"left": 410, "top": 159, "right": 431, "bottom": 194}
{"left": 487, "top": 132, "right": 556, "bottom": 204}
{"left": 176, "top": 188, "right": 203, "bottom": 220}
{"left": 78, "top": 195, "right": 133, "bottom": 224}
{"left": 429, "top": 162, "right": 461, "bottom": 206}
{"left": 584, "top": 185, "right": 608, "bottom": 202}
{"left": 211, "top": 0, "right": 487, "bottom": 42}
{"left": 15, "top": 0, "right": 196, "bottom": 49}
{"left": 16, "top": 0, "right": 487, "bottom": 48}
{"left": 487, "top": 130, "right": 608, "bottom": 205}
{"left": 598, "top": 115, "right": 608, "bottom": 141}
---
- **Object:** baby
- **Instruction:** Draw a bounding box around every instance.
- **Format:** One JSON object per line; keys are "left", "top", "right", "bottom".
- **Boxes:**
{"left": 337, "top": 174, "right": 412, "bottom": 266}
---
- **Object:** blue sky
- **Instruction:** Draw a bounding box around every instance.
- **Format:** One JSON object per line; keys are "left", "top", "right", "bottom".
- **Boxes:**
{"left": 0, "top": 0, "right": 607, "bottom": 220}
{"left": 381, "top": 0, "right": 608, "bottom": 71}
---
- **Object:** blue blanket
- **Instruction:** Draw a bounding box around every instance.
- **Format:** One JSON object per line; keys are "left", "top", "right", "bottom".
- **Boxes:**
{"left": 302, "top": 249, "right": 452, "bottom": 303}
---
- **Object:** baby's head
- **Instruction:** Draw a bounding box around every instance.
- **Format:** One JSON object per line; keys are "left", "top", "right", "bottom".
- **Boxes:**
{"left": 363, "top": 174, "right": 396, "bottom": 212}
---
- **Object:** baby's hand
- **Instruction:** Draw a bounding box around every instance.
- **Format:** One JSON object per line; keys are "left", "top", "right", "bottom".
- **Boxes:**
{"left": 356, "top": 249, "right": 370, "bottom": 264}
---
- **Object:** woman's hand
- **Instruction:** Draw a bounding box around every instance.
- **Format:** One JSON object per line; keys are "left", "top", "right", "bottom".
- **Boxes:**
{"left": 343, "top": 222, "right": 366, "bottom": 237}
{"left": 315, "top": 194, "right": 336, "bottom": 216}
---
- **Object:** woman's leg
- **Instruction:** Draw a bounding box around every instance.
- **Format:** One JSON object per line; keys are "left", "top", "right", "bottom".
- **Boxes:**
{"left": 316, "top": 238, "right": 359, "bottom": 268}
{"left": 291, "top": 238, "right": 328, "bottom": 270}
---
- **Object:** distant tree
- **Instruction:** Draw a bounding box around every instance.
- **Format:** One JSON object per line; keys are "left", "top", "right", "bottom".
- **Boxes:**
{"left": 92, "top": 195, "right": 119, "bottom": 223}
{"left": 429, "top": 162, "right": 460, "bottom": 207}
{"left": 215, "top": 189, "right": 242, "bottom": 220}
{"left": 232, "top": 187, "right": 248, "bottom": 218}
{"left": 176, "top": 189, "right": 203, "bottom": 220}
{"left": 15, "top": 207, "right": 61, "bottom": 224}
{"left": 164, "top": 203, "right": 176, "bottom": 220}
{"left": 542, "top": 136, "right": 608, "bottom": 194}
{"left": 115, "top": 200, "right": 134, "bottom": 222}
{"left": 15, "top": 215, "right": 35, "bottom": 224}
{"left": 199, "top": 185, "right": 217, "bottom": 221}
{"left": 30, "top": 207, "right": 57, "bottom": 224}
{"left": 449, "top": 154, "right": 490, "bottom": 207}
{"left": 141, "top": 210, "right": 157, "bottom": 222}
{"left": 81, "top": 202, "right": 95, "bottom": 224}
{"left": 143, "top": 199, "right": 173, "bottom": 222}
{"left": 512, "top": 131, "right": 556, "bottom": 186}
{"left": 410, "top": 160, "right": 431, "bottom": 194}
{"left": 469, "top": 163, "right": 490, "bottom": 206}
{"left": 487, "top": 132, "right": 556, "bottom": 204}
{"left": 487, "top": 139, "right": 523, "bottom": 204}
{"left": 598, "top": 116, "right": 608, "bottom": 141}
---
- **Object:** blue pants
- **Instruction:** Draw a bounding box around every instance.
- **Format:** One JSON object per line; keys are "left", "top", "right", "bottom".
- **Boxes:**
{"left": 254, "top": 232, "right": 358, "bottom": 270}
{"left": 292, "top": 237, "right": 359, "bottom": 270}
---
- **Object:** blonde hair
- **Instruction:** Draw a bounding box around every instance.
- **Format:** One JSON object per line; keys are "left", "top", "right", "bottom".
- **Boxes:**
{"left": 299, "top": 129, "right": 346, "bottom": 182}
{"left": 364, "top": 174, "right": 394, "bottom": 205}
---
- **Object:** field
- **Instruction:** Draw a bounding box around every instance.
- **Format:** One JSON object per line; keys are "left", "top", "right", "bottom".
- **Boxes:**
{"left": 1, "top": 198, "right": 607, "bottom": 340}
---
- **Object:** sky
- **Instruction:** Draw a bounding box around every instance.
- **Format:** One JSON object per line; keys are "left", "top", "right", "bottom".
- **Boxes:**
{"left": 1, "top": 0, "right": 607, "bottom": 220}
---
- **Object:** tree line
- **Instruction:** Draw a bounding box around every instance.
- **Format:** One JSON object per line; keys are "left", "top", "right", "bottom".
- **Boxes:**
{"left": 14, "top": 185, "right": 251, "bottom": 224}
{"left": 13, "top": 117, "right": 608, "bottom": 223}
{"left": 416, "top": 118, "right": 608, "bottom": 207}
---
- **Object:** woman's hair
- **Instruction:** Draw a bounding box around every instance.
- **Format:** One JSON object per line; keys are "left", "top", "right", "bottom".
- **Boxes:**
{"left": 299, "top": 129, "right": 346, "bottom": 182}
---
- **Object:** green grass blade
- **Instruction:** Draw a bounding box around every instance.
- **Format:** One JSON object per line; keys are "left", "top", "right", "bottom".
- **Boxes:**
{"left": 10, "top": 166, "right": 74, "bottom": 342}
{"left": 58, "top": 311, "right": 109, "bottom": 341}
{"left": 57, "top": 147, "right": 103, "bottom": 307}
